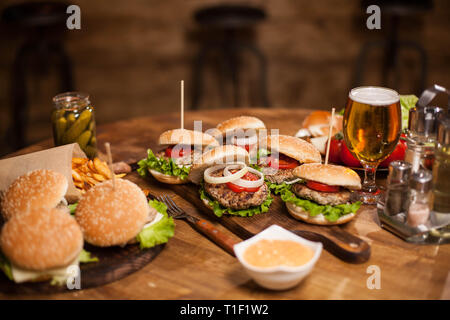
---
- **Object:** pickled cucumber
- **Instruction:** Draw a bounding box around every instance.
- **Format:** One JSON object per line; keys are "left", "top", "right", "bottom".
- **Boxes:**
{"left": 66, "top": 113, "right": 76, "bottom": 128}
{"left": 54, "top": 117, "right": 67, "bottom": 144}
{"left": 62, "top": 110, "right": 92, "bottom": 144}
{"left": 52, "top": 109, "right": 65, "bottom": 122}
{"left": 84, "top": 145, "right": 97, "bottom": 158}
{"left": 76, "top": 130, "right": 92, "bottom": 150}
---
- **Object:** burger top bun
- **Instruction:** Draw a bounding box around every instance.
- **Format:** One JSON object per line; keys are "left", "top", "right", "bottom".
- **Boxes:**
{"left": 293, "top": 163, "right": 362, "bottom": 190}
{"left": 158, "top": 128, "right": 219, "bottom": 147}
{"left": 215, "top": 116, "right": 265, "bottom": 135}
{"left": 0, "top": 208, "right": 83, "bottom": 271}
{"left": 301, "top": 111, "right": 343, "bottom": 137}
{"left": 261, "top": 135, "right": 322, "bottom": 164}
{"left": 1, "top": 169, "right": 68, "bottom": 220}
{"left": 188, "top": 145, "right": 249, "bottom": 184}
{"left": 75, "top": 179, "right": 151, "bottom": 247}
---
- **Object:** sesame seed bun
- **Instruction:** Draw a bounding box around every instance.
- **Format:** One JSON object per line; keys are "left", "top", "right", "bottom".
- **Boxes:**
{"left": 0, "top": 208, "right": 83, "bottom": 271}
{"left": 293, "top": 163, "right": 362, "bottom": 190}
{"left": 188, "top": 145, "right": 249, "bottom": 184}
{"left": 215, "top": 116, "right": 265, "bottom": 135}
{"left": 260, "top": 134, "right": 322, "bottom": 163}
{"left": 75, "top": 179, "right": 151, "bottom": 247}
{"left": 286, "top": 202, "right": 356, "bottom": 225}
{"left": 1, "top": 169, "right": 68, "bottom": 220}
{"left": 158, "top": 129, "right": 219, "bottom": 147}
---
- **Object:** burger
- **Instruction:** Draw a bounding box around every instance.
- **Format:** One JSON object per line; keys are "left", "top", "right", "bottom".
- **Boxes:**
{"left": 214, "top": 116, "right": 266, "bottom": 152}
{"left": 137, "top": 128, "right": 219, "bottom": 184}
{"left": 1, "top": 169, "right": 68, "bottom": 220}
{"left": 0, "top": 207, "right": 83, "bottom": 284}
{"left": 281, "top": 163, "right": 362, "bottom": 225}
{"left": 75, "top": 178, "right": 174, "bottom": 248}
{"left": 256, "top": 134, "right": 321, "bottom": 189}
{"left": 295, "top": 110, "right": 343, "bottom": 154}
{"left": 188, "top": 145, "right": 273, "bottom": 217}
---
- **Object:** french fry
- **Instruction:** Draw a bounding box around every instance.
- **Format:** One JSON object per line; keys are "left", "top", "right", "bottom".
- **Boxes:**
{"left": 72, "top": 157, "right": 126, "bottom": 192}
{"left": 85, "top": 176, "right": 98, "bottom": 186}
{"left": 72, "top": 157, "right": 87, "bottom": 165}
{"left": 72, "top": 169, "right": 83, "bottom": 182}
{"left": 93, "top": 173, "right": 106, "bottom": 182}
{"left": 87, "top": 160, "right": 96, "bottom": 172}
{"left": 94, "top": 158, "right": 112, "bottom": 178}
{"left": 74, "top": 181, "right": 85, "bottom": 189}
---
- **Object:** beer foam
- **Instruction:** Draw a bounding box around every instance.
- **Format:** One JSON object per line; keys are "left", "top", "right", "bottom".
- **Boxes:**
{"left": 349, "top": 87, "right": 399, "bottom": 106}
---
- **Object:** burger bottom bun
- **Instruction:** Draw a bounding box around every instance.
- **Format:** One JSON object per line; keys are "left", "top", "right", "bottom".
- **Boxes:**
{"left": 149, "top": 169, "right": 188, "bottom": 185}
{"left": 285, "top": 202, "right": 356, "bottom": 225}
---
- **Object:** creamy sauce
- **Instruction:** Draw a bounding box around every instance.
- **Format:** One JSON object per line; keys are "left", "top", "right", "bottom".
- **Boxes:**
{"left": 243, "top": 239, "right": 314, "bottom": 268}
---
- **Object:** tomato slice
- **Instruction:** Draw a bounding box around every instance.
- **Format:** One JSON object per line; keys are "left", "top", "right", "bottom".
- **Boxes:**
{"left": 226, "top": 171, "right": 261, "bottom": 193}
{"left": 267, "top": 154, "right": 299, "bottom": 169}
{"left": 306, "top": 180, "right": 340, "bottom": 193}
{"left": 165, "top": 145, "right": 192, "bottom": 158}
{"left": 233, "top": 142, "right": 255, "bottom": 152}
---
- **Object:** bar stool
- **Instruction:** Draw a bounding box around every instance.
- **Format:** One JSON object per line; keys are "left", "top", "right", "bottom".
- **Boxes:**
{"left": 191, "top": 4, "right": 269, "bottom": 109}
{"left": 353, "top": 0, "right": 433, "bottom": 94}
{"left": 2, "top": 1, "right": 74, "bottom": 150}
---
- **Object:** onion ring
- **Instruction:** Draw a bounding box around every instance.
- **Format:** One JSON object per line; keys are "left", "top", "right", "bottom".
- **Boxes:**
{"left": 223, "top": 165, "right": 264, "bottom": 188}
{"left": 204, "top": 162, "right": 248, "bottom": 184}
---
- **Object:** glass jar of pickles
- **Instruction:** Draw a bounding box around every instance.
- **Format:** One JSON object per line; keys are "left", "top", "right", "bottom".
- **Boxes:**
{"left": 52, "top": 92, "right": 97, "bottom": 158}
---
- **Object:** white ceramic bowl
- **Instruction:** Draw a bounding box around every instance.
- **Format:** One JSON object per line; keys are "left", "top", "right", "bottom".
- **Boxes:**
{"left": 234, "top": 225, "right": 322, "bottom": 290}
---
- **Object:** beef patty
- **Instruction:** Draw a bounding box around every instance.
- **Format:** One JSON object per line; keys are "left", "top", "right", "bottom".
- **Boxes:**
{"left": 292, "top": 183, "right": 351, "bottom": 206}
{"left": 262, "top": 167, "right": 296, "bottom": 184}
{"left": 204, "top": 170, "right": 269, "bottom": 210}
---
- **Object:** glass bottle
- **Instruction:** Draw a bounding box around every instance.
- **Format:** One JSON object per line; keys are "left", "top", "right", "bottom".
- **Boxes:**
{"left": 52, "top": 92, "right": 97, "bottom": 158}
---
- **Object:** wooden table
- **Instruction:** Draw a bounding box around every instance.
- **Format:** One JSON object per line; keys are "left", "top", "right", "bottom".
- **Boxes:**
{"left": 1, "top": 108, "right": 449, "bottom": 300}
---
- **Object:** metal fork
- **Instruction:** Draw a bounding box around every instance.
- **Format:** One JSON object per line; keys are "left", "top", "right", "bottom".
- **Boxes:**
{"left": 156, "top": 194, "right": 238, "bottom": 256}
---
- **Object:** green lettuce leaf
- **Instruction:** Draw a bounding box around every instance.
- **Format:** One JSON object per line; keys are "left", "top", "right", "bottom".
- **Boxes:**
{"left": 199, "top": 185, "right": 273, "bottom": 218}
{"left": 400, "top": 95, "right": 418, "bottom": 130}
{"left": 79, "top": 249, "right": 98, "bottom": 263}
{"left": 136, "top": 200, "right": 175, "bottom": 249}
{"left": 137, "top": 149, "right": 190, "bottom": 180}
{"left": 266, "top": 181, "right": 361, "bottom": 223}
{"left": 68, "top": 203, "right": 77, "bottom": 215}
{"left": 0, "top": 252, "right": 13, "bottom": 281}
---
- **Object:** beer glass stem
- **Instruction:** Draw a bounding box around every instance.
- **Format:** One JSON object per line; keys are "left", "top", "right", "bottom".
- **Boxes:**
{"left": 362, "top": 162, "right": 378, "bottom": 193}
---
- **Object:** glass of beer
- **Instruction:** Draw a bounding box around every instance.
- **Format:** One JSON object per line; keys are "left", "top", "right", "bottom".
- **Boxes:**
{"left": 343, "top": 87, "right": 402, "bottom": 204}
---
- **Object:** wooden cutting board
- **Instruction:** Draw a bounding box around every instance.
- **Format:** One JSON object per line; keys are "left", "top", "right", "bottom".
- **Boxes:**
{"left": 0, "top": 243, "right": 164, "bottom": 294}
{"left": 168, "top": 183, "right": 371, "bottom": 263}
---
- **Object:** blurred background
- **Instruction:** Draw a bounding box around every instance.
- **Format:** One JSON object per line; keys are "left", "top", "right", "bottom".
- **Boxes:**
{"left": 0, "top": 0, "right": 449, "bottom": 156}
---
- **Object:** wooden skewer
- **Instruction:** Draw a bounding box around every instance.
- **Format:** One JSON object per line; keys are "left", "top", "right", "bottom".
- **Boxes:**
{"left": 105, "top": 142, "right": 115, "bottom": 190}
{"left": 324, "top": 108, "right": 335, "bottom": 165}
{"left": 180, "top": 80, "right": 184, "bottom": 130}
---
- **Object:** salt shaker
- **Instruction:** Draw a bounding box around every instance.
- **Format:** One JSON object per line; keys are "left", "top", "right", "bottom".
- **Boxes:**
{"left": 384, "top": 161, "right": 412, "bottom": 216}
{"left": 406, "top": 169, "right": 433, "bottom": 227}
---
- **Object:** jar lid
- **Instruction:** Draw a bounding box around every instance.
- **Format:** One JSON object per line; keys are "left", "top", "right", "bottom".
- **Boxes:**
{"left": 409, "top": 169, "right": 432, "bottom": 192}
{"left": 387, "top": 160, "right": 412, "bottom": 184}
